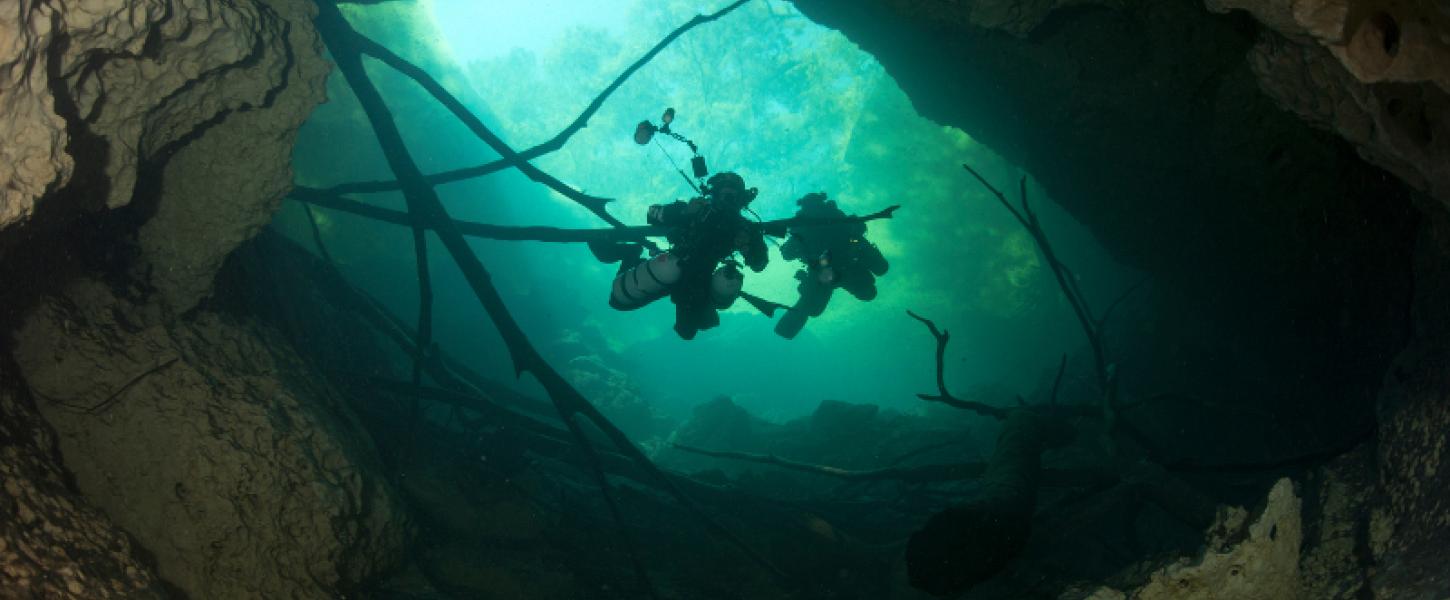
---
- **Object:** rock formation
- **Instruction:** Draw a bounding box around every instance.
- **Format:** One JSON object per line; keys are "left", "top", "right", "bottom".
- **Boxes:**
{"left": 1211, "top": 0, "right": 1450, "bottom": 204}
{"left": 2, "top": 0, "right": 406, "bottom": 597}
{"left": 1082, "top": 478, "right": 1304, "bottom": 600}
{"left": 1, "top": 0, "right": 328, "bottom": 313}
{"left": 9, "top": 278, "right": 411, "bottom": 598}
{"left": 788, "top": 0, "right": 1422, "bottom": 472}
{"left": 0, "top": 355, "right": 166, "bottom": 599}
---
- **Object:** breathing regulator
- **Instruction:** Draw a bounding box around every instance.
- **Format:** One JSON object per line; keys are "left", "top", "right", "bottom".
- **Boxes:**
{"left": 634, "top": 108, "right": 710, "bottom": 192}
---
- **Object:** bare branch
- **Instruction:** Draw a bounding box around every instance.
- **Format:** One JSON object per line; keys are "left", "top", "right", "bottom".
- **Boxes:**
{"left": 312, "top": 1, "right": 785, "bottom": 586}
{"left": 1049, "top": 353, "right": 1067, "bottom": 406}
{"left": 962, "top": 163, "right": 1027, "bottom": 227}
{"left": 906, "top": 310, "right": 1011, "bottom": 420}
{"left": 321, "top": 0, "right": 753, "bottom": 197}
{"left": 291, "top": 186, "right": 897, "bottom": 246}
{"left": 350, "top": 33, "right": 619, "bottom": 224}
{"left": 671, "top": 443, "right": 1114, "bottom": 487}
{"left": 1096, "top": 275, "right": 1150, "bottom": 330}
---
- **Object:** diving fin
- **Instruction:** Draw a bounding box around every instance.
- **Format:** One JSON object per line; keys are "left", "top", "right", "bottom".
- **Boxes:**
{"left": 740, "top": 291, "right": 791, "bottom": 318}
{"left": 588, "top": 241, "right": 643, "bottom": 264}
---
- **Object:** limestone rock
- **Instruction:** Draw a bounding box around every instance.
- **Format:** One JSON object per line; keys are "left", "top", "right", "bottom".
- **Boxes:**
{"left": 10, "top": 279, "right": 411, "bottom": 599}
{"left": 1208, "top": 0, "right": 1450, "bottom": 206}
{"left": 134, "top": 0, "right": 331, "bottom": 313}
{"left": 0, "top": 0, "right": 329, "bottom": 312}
{"left": 1084, "top": 478, "right": 1304, "bottom": 600}
{"left": 1371, "top": 330, "right": 1450, "bottom": 596}
{"left": 0, "top": 356, "right": 166, "bottom": 599}
{"left": 1297, "top": 447, "right": 1375, "bottom": 599}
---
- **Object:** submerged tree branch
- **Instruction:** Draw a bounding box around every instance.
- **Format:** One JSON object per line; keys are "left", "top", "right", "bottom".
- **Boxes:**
{"left": 291, "top": 186, "right": 898, "bottom": 245}
{"left": 352, "top": 32, "right": 618, "bottom": 223}
{"left": 905, "top": 310, "right": 1011, "bottom": 420}
{"left": 312, "top": 1, "right": 785, "bottom": 587}
{"left": 293, "top": 185, "right": 664, "bottom": 242}
{"left": 321, "top": 0, "right": 753, "bottom": 197}
{"left": 904, "top": 310, "right": 1096, "bottom": 420}
{"left": 672, "top": 443, "right": 1116, "bottom": 488}
{"left": 673, "top": 443, "right": 990, "bottom": 482}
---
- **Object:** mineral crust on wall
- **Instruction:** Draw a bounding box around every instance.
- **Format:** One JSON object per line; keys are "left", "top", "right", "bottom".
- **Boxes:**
{"left": 0, "top": 0, "right": 328, "bottom": 313}
{"left": 0, "top": 0, "right": 412, "bottom": 596}
{"left": 1210, "top": 0, "right": 1450, "bottom": 206}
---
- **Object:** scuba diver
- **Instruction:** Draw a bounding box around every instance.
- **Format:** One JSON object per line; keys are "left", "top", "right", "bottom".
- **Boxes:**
{"left": 602, "top": 171, "right": 769, "bottom": 340}
{"left": 774, "top": 192, "right": 889, "bottom": 339}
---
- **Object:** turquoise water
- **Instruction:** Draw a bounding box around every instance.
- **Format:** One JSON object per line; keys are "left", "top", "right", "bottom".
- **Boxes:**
{"left": 281, "top": 0, "right": 1134, "bottom": 427}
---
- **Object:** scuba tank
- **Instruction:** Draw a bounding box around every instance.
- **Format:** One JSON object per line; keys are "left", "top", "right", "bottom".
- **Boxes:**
{"left": 709, "top": 264, "right": 744, "bottom": 309}
{"left": 610, "top": 253, "right": 682, "bottom": 310}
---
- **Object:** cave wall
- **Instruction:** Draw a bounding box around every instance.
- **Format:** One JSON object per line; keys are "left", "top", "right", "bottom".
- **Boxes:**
{"left": 10, "top": 277, "right": 411, "bottom": 598}
{"left": 0, "top": 0, "right": 328, "bottom": 315}
{"left": 1211, "top": 0, "right": 1450, "bottom": 203}
{"left": 0, "top": 355, "right": 167, "bottom": 598}
{"left": 1, "top": 0, "right": 416, "bottom": 597}
{"left": 789, "top": 0, "right": 1422, "bottom": 462}
{"left": 786, "top": 0, "right": 1449, "bottom": 596}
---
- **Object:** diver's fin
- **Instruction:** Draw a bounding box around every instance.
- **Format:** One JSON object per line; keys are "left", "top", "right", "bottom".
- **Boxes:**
{"left": 774, "top": 307, "right": 809, "bottom": 339}
{"left": 588, "top": 240, "right": 643, "bottom": 264}
{"left": 740, "top": 291, "right": 791, "bottom": 318}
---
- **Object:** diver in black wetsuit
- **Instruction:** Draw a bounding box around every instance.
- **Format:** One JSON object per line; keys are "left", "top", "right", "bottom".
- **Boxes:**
{"left": 774, "top": 192, "right": 889, "bottom": 339}
{"left": 601, "top": 172, "right": 768, "bottom": 340}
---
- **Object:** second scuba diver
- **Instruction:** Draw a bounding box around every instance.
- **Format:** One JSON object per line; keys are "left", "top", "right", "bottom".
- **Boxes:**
{"left": 773, "top": 192, "right": 889, "bottom": 339}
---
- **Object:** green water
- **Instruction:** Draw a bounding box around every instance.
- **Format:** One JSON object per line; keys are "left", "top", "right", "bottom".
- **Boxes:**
{"left": 280, "top": 0, "right": 1135, "bottom": 432}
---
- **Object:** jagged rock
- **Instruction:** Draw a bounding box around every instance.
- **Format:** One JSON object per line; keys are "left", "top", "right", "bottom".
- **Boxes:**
{"left": 559, "top": 352, "right": 668, "bottom": 442}
{"left": 1372, "top": 347, "right": 1450, "bottom": 596}
{"left": 1298, "top": 447, "right": 1375, "bottom": 599}
{"left": 0, "top": 355, "right": 166, "bottom": 599}
{"left": 9, "top": 278, "right": 410, "bottom": 598}
{"left": 1081, "top": 479, "right": 1304, "bottom": 600}
{"left": 1368, "top": 206, "right": 1450, "bottom": 597}
{"left": 0, "top": 0, "right": 329, "bottom": 313}
{"left": 1224, "top": 7, "right": 1450, "bottom": 206}
{"left": 134, "top": 0, "right": 331, "bottom": 313}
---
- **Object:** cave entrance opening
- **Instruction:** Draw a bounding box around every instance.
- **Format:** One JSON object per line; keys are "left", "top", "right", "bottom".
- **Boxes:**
{"left": 279, "top": 0, "right": 1131, "bottom": 432}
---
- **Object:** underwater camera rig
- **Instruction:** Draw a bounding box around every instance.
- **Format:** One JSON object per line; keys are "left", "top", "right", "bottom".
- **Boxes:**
{"left": 634, "top": 108, "right": 709, "bottom": 189}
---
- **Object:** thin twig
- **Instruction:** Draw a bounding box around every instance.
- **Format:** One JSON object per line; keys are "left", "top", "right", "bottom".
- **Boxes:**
{"left": 1049, "top": 353, "right": 1067, "bottom": 406}
{"left": 80, "top": 356, "right": 180, "bottom": 414}
{"left": 962, "top": 163, "right": 1027, "bottom": 227}
{"left": 353, "top": 32, "right": 620, "bottom": 225}
{"left": 906, "top": 310, "right": 1010, "bottom": 420}
{"left": 1096, "top": 275, "right": 1150, "bottom": 330}
{"left": 673, "top": 442, "right": 989, "bottom": 481}
{"left": 672, "top": 443, "right": 1115, "bottom": 487}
